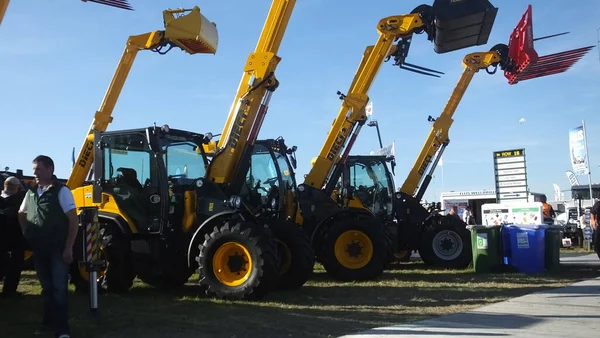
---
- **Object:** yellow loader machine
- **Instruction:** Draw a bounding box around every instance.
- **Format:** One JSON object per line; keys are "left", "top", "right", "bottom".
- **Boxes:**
{"left": 190, "top": 0, "right": 314, "bottom": 294}
{"left": 295, "top": 0, "right": 498, "bottom": 281}
{"left": 328, "top": 4, "right": 594, "bottom": 268}
{"left": 67, "top": 7, "right": 228, "bottom": 294}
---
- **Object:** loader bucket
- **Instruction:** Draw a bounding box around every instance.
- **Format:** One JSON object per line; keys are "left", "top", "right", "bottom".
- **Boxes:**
{"left": 163, "top": 6, "right": 218, "bottom": 55}
{"left": 504, "top": 5, "right": 595, "bottom": 85}
{"left": 432, "top": 0, "right": 498, "bottom": 53}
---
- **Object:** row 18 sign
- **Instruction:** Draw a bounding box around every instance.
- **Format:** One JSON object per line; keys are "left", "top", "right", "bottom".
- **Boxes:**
{"left": 493, "top": 148, "right": 529, "bottom": 204}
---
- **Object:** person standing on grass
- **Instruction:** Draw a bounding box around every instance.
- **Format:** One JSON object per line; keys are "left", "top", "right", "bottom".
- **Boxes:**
{"left": 0, "top": 176, "right": 27, "bottom": 297}
{"left": 18, "top": 155, "right": 78, "bottom": 338}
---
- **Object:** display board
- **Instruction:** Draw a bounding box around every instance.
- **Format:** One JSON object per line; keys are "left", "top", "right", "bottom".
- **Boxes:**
{"left": 493, "top": 148, "right": 529, "bottom": 204}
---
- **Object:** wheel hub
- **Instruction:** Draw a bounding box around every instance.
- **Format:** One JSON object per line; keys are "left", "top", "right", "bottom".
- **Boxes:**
{"left": 432, "top": 230, "right": 463, "bottom": 261}
{"left": 346, "top": 241, "right": 363, "bottom": 257}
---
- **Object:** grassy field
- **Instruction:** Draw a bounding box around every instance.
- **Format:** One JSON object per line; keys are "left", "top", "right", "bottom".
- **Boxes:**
{"left": 1, "top": 261, "right": 599, "bottom": 338}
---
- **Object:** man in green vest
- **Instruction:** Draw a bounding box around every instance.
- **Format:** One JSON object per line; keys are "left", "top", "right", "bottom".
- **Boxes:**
{"left": 18, "top": 155, "right": 78, "bottom": 338}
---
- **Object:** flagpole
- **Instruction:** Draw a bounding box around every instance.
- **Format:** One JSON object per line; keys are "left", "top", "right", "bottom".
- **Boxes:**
{"left": 583, "top": 119, "right": 593, "bottom": 202}
{"left": 441, "top": 156, "right": 445, "bottom": 191}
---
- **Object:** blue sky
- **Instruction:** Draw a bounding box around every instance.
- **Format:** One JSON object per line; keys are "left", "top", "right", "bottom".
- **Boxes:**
{"left": 1, "top": 0, "right": 599, "bottom": 203}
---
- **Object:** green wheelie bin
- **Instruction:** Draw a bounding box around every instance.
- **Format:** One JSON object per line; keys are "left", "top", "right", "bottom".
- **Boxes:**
{"left": 544, "top": 224, "right": 562, "bottom": 272}
{"left": 468, "top": 225, "right": 502, "bottom": 273}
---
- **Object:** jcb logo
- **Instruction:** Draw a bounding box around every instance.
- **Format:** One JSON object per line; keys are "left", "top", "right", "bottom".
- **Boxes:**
{"left": 327, "top": 133, "right": 346, "bottom": 161}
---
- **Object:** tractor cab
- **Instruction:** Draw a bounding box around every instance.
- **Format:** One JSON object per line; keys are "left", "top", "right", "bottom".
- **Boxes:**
{"left": 330, "top": 155, "right": 396, "bottom": 220}
{"left": 90, "top": 125, "right": 214, "bottom": 235}
{"left": 241, "top": 138, "right": 299, "bottom": 221}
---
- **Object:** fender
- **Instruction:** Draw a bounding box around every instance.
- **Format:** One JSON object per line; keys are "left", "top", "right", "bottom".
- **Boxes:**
{"left": 309, "top": 207, "right": 374, "bottom": 247}
{"left": 186, "top": 209, "right": 245, "bottom": 268}
{"left": 98, "top": 211, "right": 132, "bottom": 236}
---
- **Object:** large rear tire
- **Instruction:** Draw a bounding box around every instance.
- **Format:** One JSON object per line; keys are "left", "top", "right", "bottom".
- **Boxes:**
{"left": 271, "top": 220, "right": 314, "bottom": 291}
{"left": 319, "top": 215, "right": 390, "bottom": 281}
{"left": 196, "top": 220, "right": 278, "bottom": 300}
{"left": 418, "top": 217, "right": 472, "bottom": 269}
{"left": 101, "top": 222, "right": 136, "bottom": 293}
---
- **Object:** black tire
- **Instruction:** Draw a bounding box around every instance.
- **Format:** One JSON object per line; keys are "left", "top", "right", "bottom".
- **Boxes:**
{"left": 101, "top": 222, "right": 136, "bottom": 293}
{"left": 319, "top": 215, "right": 390, "bottom": 281}
{"left": 271, "top": 220, "right": 314, "bottom": 291}
{"left": 418, "top": 217, "right": 472, "bottom": 269}
{"left": 196, "top": 220, "right": 278, "bottom": 300}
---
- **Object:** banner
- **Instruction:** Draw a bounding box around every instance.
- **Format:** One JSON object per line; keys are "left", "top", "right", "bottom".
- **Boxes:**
{"left": 568, "top": 126, "right": 588, "bottom": 175}
{"left": 553, "top": 183, "right": 561, "bottom": 201}
{"left": 375, "top": 141, "right": 395, "bottom": 157}
{"left": 565, "top": 170, "right": 579, "bottom": 186}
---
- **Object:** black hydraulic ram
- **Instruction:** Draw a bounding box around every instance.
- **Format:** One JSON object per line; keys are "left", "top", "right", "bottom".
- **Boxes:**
{"left": 414, "top": 141, "right": 448, "bottom": 202}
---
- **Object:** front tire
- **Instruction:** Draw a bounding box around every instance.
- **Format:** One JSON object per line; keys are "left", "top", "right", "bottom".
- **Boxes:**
{"left": 271, "top": 220, "right": 314, "bottom": 291}
{"left": 418, "top": 217, "right": 472, "bottom": 269}
{"left": 196, "top": 220, "right": 278, "bottom": 300}
{"left": 319, "top": 215, "right": 390, "bottom": 281}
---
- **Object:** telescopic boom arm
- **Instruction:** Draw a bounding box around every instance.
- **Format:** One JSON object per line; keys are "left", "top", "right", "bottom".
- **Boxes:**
{"left": 66, "top": 7, "right": 218, "bottom": 190}
{"left": 303, "top": 1, "right": 497, "bottom": 189}
{"left": 206, "top": 0, "right": 296, "bottom": 194}
{"left": 400, "top": 4, "right": 594, "bottom": 200}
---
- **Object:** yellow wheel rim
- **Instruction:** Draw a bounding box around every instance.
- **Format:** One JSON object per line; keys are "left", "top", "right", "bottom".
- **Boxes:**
{"left": 275, "top": 239, "right": 292, "bottom": 276}
{"left": 212, "top": 242, "right": 253, "bottom": 287}
{"left": 334, "top": 230, "right": 373, "bottom": 270}
{"left": 77, "top": 248, "right": 107, "bottom": 282}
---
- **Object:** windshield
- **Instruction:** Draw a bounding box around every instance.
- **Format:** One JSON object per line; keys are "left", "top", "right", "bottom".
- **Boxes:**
{"left": 348, "top": 159, "right": 394, "bottom": 218}
{"left": 162, "top": 141, "right": 207, "bottom": 181}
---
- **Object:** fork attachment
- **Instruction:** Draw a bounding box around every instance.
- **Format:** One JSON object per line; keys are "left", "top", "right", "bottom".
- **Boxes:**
{"left": 503, "top": 4, "right": 595, "bottom": 85}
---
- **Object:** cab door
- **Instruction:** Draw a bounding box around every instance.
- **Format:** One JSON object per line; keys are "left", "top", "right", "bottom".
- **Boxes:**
{"left": 95, "top": 130, "right": 165, "bottom": 234}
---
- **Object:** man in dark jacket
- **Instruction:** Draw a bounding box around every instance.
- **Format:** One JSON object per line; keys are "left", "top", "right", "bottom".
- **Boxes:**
{"left": 18, "top": 156, "right": 78, "bottom": 338}
{"left": 0, "top": 176, "right": 26, "bottom": 297}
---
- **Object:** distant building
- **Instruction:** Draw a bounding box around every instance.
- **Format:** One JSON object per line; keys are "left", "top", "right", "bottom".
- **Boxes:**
{"left": 440, "top": 189, "right": 545, "bottom": 224}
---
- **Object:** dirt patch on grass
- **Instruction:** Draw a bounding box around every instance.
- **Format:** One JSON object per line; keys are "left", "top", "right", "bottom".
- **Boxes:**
{"left": 1, "top": 262, "right": 598, "bottom": 338}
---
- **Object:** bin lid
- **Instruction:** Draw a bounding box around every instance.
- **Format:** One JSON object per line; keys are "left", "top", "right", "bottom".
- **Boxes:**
{"left": 505, "top": 223, "right": 545, "bottom": 230}
{"left": 467, "top": 224, "right": 502, "bottom": 230}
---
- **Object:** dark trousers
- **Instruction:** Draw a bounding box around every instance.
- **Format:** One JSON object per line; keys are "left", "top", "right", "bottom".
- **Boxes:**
{"left": 0, "top": 242, "right": 25, "bottom": 294}
{"left": 32, "top": 248, "right": 71, "bottom": 336}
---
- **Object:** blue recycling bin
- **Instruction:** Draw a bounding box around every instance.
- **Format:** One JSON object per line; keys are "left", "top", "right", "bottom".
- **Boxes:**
{"left": 501, "top": 224, "right": 512, "bottom": 265}
{"left": 505, "top": 224, "right": 546, "bottom": 274}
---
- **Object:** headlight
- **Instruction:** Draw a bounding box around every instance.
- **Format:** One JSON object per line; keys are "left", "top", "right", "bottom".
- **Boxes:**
{"left": 229, "top": 195, "right": 242, "bottom": 209}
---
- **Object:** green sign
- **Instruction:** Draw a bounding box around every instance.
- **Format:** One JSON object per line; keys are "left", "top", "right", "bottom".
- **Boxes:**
{"left": 511, "top": 207, "right": 539, "bottom": 213}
